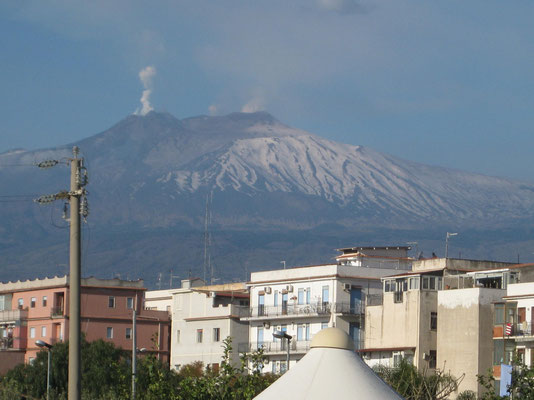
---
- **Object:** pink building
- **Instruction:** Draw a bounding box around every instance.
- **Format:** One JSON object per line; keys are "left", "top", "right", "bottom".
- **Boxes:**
{"left": 0, "top": 275, "right": 170, "bottom": 373}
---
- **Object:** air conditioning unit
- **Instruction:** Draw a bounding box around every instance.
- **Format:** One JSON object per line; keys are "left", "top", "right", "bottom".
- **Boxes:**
{"left": 264, "top": 287, "right": 272, "bottom": 294}
{"left": 343, "top": 283, "right": 351, "bottom": 291}
{"left": 423, "top": 352, "right": 430, "bottom": 361}
{"left": 263, "top": 322, "right": 270, "bottom": 329}
{"left": 286, "top": 285, "right": 294, "bottom": 292}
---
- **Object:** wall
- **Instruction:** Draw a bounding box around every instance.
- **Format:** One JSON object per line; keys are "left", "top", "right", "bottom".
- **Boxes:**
{"left": 437, "top": 288, "right": 505, "bottom": 398}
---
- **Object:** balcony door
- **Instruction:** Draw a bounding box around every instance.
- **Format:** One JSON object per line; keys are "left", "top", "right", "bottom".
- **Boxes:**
{"left": 350, "top": 288, "right": 362, "bottom": 314}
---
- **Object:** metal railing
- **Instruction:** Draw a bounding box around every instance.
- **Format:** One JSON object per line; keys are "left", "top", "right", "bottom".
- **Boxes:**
{"left": 0, "top": 336, "right": 26, "bottom": 350}
{"left": 247, "top": 302, "right": 364, "bottom": 318}
{"left": 509, "top": 323, "right": 534, "bottom": 337}
{"left": 366, "top": 294, "right": 383, "bottom": 306}
{"left": 50, "top": 307, "right": 65, "bottom": 317}
{"left": 0, "top": 309, "right": 28, "bottom": 322}
{"left": 241, "top": 340, "right": 311, "bottom": 354}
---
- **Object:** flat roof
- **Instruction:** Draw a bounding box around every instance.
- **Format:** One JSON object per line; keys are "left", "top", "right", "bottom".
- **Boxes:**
{"left": 337, "top": 246, "right": 410, "bottom": 252}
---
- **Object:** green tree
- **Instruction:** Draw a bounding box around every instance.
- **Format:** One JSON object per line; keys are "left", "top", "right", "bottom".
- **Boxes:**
{"left": 375, "top": 359, "right": 462, "bottom": 400}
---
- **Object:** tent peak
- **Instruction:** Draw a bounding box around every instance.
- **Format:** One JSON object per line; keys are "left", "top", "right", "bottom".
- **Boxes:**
{"left": 311, "top": 328, "right": 354, "bottom": 351}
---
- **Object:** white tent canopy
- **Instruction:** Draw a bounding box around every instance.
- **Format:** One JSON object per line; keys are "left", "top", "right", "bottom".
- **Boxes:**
{"left": 254, "top": 328, "right": 403, "bottom": 400}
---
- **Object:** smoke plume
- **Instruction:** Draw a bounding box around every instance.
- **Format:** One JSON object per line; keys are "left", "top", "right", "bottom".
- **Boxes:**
{"left": 134, "top": 66, "right": 156, "bottom": 116}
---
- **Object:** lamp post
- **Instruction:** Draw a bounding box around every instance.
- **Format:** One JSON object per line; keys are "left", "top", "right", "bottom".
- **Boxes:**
{"left": 445, "top": 232, "right": 458, "bottom": 258}
{"left": 273, "top": 330, "right": 292, "bottom": 372}
{"left": 36, "top": 339, "right": 53, "bottom": 400}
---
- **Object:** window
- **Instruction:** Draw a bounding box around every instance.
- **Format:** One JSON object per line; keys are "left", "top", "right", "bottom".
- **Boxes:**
{"left": 298, "top": 323, "right": 310, "bottom": 341}
{"left": 409, "top": 278, "right": 419, "bottom": 290}
{"left": 306, "top": 288, "right": 311, "bottom": 304}
{"left": 17, "top": 298, "right": 23, "bottom": 309}
{"left": 126, "top": 328, "right": 132, "bottom": 339}
{"left": 494, "top": 304, "right": 505, "bottom": 324}
{"left": 429, "top": 277, "right": 436, "bottom": 290}
{"left": 30, "top": 327, "right": 35, "bottom": 338}
{"left": 257, "top": 327, "right": 264, "bottom": 347}
{"left": 41, "top": 326, "right": 46, "bottom": 337}
{"left": 176, "top": 330, "right": 180, "bottom": 343}
{"left": 274, "top": 290, "right": 278, "bottom": 307}
{"left": 322, "top": 286, "right": 329, "bottom": 304}
{"left": 108, "top": 297, "right": 115, "bottom": 308}
{"left": 42, "top": 296, "right": 47, "bottom": 307}
{"left": 272, "top": 362, "right": 277, "bottom": 374}
{"left": 422, "top": 277, "right": 429, "bottom": 290}
{"left": 280, "top": 361, "right": 287, "bottom": 373}
{"left": 321, "top": 322, "right": 329, "bottom": 330}
{"left": 30, "top": 297, "right": 36, "bottom": 308}
{"left": 197, "top": 329, "right": 203, "bottom": 343}
{"left": 384, "top": 280, "right": 391, "bottom": 292}
{"left": 298, "top": 288, "right": 304, "bottom": 305}
{"left": 393, "top": 352, "right": 402, "bottom": 367}
{"left": 213, "top": 328, "right": 220, "bottom": 342}
{"left": 258, "top": 294, "right": 265, "bottom": 316}
{"left": 107, "top": 327, "right": 113, "bottom": 339}
{"left": 127, "top": 297, "right": 134, "bottom": 309}
{"left": 297, "top": 324, "right": 304, "bottom": 341}
{"left": 430, "top": 312, "right": 438, "bottom": 330}
{"left": 429, "top": 350, "right": 437, "bottom": 369}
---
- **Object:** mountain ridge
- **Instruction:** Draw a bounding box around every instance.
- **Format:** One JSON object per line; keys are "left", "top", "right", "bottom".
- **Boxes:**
{"left": 1, "top": 110, "right": 534, "bottom": 286}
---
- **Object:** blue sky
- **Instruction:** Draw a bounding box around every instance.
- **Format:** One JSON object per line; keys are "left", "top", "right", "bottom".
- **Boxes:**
{"left": 1, "top": 0, "right": 533, "bottom": 182}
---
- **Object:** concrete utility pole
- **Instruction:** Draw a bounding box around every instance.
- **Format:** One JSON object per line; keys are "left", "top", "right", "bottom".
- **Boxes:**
{"left": 132, "top": 309, "right": 137, "bottom": 399}
{"left": 34, "top": 147, "right": 88, "bottom": 400}
{"left": 68, "top": 146, "right": 83, "bottom": 400}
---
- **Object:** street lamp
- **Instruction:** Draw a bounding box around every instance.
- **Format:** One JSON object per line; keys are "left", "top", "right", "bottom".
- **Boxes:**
{"left": 273, "top": 330, "right": 292, "bottom": 372}
{"left": 445, "top": 232, "right": 458, "bottom": 258}
{"left": 36, "top": 340, "right": 53, "bottom": 400}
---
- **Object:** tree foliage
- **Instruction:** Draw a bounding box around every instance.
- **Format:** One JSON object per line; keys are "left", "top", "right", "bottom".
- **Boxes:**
{"left": 374, "top": 359, "right": 462, "bottom": 400}
{"left": 0, "top": 336, "right": 277, "bottom": 400}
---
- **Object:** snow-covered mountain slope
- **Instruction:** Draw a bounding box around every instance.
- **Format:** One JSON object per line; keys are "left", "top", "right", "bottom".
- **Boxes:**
{"left": 2, "top": 111, "right": 534, "bottom": 229}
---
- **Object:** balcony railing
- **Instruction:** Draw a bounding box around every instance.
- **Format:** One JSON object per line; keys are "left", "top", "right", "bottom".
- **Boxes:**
{"left": 239, "top": 340, "right": 311, "bottom": 354}
{"left": 507, "top": 323, "right": 534, "bottom": 337}
{"left": 0, "top": 309, "right": 28, "bottom": 322}
{"left": 51, "top": 307, "right": 65, "bottom": 317}
{"left": 0, "top": 336, "right": 26, "bottom": 350}
{"left": 246, "top": 302, "right": 364, "bottom": 319}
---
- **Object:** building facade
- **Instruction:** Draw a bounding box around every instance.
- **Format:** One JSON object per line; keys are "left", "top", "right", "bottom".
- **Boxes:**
{"left": 0, "top": 275, "right": 170, "bottom": 372}
{"left": 169, "top": 279, "right": 250, "bottom": 371}
{"left": 243, "top": 246, "right": 412, "bottom": 373}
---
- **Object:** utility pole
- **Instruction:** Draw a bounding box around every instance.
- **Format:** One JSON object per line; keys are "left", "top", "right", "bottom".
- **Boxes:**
{"left": 132, "top": 309, "right": 137, "bottom": 399}
{"left": 68, "top": 147, "right": 83, "bottom": 400}
{"left": 34, "top": 146, "right": 88, "bottom": 400}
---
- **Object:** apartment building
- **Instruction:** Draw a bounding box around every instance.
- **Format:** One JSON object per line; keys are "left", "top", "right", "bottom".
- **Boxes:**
{"left": 489, "top": 263, "right": 534, "bottom": 393}
{"left": 362, "top": 258, "right": 521, "bottom": 398}
{"left": 362, "top": 259, "right": 514, "bottom": 369}
{"left": 0, "top": 275, "right": 170, "bottom": 373}
{"left": 243, "top": 246, "right": 412, "bottom": 373}
{"left": 168, "top": 279, "right": 250, "bottom": 371}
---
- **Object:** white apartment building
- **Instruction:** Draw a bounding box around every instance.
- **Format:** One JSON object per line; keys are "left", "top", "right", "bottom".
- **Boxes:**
{"left": 169, "top": 279, "right": 250, "bottom": 371}
{"left": 242, "top": 246, "right": 412, "bottom": 373}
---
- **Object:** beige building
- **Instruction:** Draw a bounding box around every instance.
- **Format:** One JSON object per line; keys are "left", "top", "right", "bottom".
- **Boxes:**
{"left": 169, "top": 279, "right": 250, "bottom": 371}
{"left": 362, "top": 258, "right": 515, "bottom": 378}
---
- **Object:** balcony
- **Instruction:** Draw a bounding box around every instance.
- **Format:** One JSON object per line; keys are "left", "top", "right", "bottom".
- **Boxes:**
{"left": 505, "top": 323, "right": 534, "bottom": 341}
{"left": 0, "top": 336, "right": 26, "bottom": 350}
{"left": 51, "top": 307, "right": 65, "bottom": 318}
{"left": 243, "top": 302, "right": 364, "bottom": 321}
{"left": 0, "top": 309, "right": 28, "bottom": 323}
{"left": 239, "top": 340, "right": 311, "bottom": 354}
